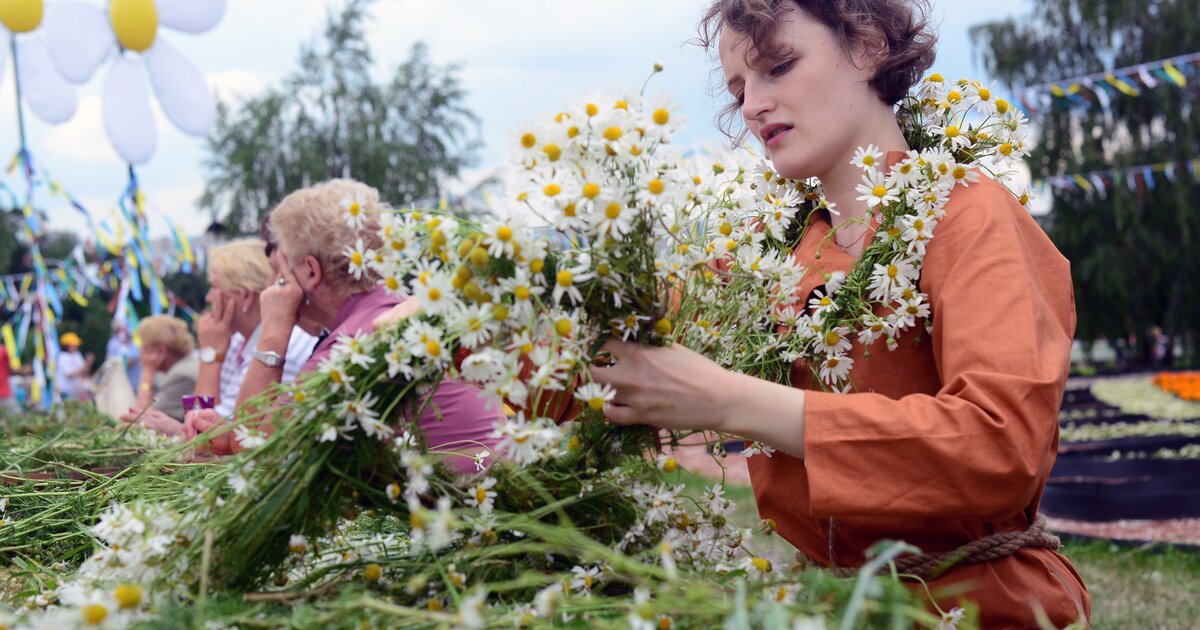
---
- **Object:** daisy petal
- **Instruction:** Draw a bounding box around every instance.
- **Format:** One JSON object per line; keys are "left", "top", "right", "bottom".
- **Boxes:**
{"left": 43, "top": 0, "right": 113, "bottom": 84}
{"left": 17, "top": 36, "right": 77, "bottom": 124}
{"left": 156, "top": 0, "right": 226, "bottom": 34}
{"left": 145, "top": 38, "right": 214, "bottom": 136}
{"left": 0, "top": 31, "right": 9, "bottom": 85}
{"left": 103, "top": 54, "right": 156, "bottom": 163}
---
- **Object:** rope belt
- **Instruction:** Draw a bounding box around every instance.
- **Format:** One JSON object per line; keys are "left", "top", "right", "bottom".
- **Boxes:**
{"left": 796, "top": 515, "right": 1062, "bottom": 581}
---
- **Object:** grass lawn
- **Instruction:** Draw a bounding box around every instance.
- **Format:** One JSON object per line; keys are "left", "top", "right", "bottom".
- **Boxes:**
{"left": 677, "top": 470, "right": 1200, "bottom": 629}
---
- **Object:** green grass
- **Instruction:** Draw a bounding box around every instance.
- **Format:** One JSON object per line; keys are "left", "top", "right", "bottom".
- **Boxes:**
{"left": 1059, "top": 539, "right": 1200, "bottom": 629}
{"left": 676, "top": 470, "right": 1200, "bottom": 629}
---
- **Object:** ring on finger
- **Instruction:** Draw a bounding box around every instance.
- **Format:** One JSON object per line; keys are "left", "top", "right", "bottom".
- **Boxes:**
{"left": 276, "top": 278, "right": 288, "bottom": 286}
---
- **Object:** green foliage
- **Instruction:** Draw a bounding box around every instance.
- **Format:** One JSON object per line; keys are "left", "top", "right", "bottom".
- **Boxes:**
{"left": 199, "top": 0, "right": 482, "bottom": 234}
{"left": 972, "top": 0, "right": 1200, "bottom": 363}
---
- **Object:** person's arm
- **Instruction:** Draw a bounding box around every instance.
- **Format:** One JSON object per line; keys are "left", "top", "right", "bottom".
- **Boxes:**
{"left": 599, "top": 182, "right": 1073, "bottom": 520}
{"left": 195, "top": 294, "right": 236, "bottom": 402}
{"left": 234, "top": 265, "right": 305, "bottom": 419}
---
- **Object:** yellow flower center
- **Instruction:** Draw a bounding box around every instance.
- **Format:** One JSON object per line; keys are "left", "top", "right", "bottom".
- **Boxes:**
{"left": 999, "top": 143, "right": 1013, "bottom": 156}
{"left": 662, "top": 457, "right": 677, "bottom": 473}
{"left": 719, "top": 221, "right": 733, "bottom": 236}
{"left": 364, "top": 563, "right": 383, "bottom": 582}
{"left": 496, "top": 226, "right": 513, "bottom": 242}
{"left": 114, "top": 584, "right": 142, "bottom": 609}
{"left": 952, "top": 165, "right": 968, "bottom": 179}
{"left": 614, "top": 99, "right": 629, "bottom": 110}
{"left": 555, "top": 318, "right": 573, "bottom": 336}
{"left": 928, "top": 73, "right": 944, "bottom": 83}
{"left": 582, "top": 183, "right": 600, "bottom": 199}
{"left": 543, "top": 144, "right": 562, "bottom": 161}
{"left": 520, "top": 132, "right": 536, "bottom": 148}
{"left": 426, "top": 340, "right": 442, "bottom": 357}
{"left": 385, "top": 276, "right": 400, "bottom": 291}
{"left": 514, "top": 286, "right": 531, "bottom": 301}
{"left": 530, "top": 259, "right": 545, "bottom": 273}
{"left": 750, "top": 557, "right": 772, "bottom": 573}
{"left": 653, "top": 108, "right": 670, "bottom": 125}
{"left": 427, "top": 287, "right": 441, "bottom": 302}
{"left": 556, "top": 270, "right": 573, "bottom": 287}
{"left": 586, "top": 103, "right": 599, "bottom": 116}
{"left": 603, "top": 126, "right": 623, "bottom": 141}
{"left": 110, "top": 0, "right": 158, "bottom": 52}
{"left": 544, "top": 183, "right": 562, "bottom": 197}
{"left": 605, "top": 203, "right": 621, "bottom": 220}
{"left": 476, "top": 487, "right": 489, "bottom": 503}
{"left": 996, "top": 99, "right": 1010, "bottom": 114}
{"left": 648, "top": 178, "right": 665, "bottom": 195}
{"left": 82, "top": 604, "right": 108, "bottom": 626}
{"left": 567, "top": 125, "right": 580, "bottom": 138}
{"left": 826, "top": 357, "right": 840, "bottom": 368}
{"left": 653, "top": 318, "right": 673, "bottom": 335}
{"left": 977, "top": 87, "right": 991, "bottom": 101}
{"left": 563, "top": 202, "right": 577, "bottom": 217}
{"left": 947, "top": 90, "right": 962, "bottom": 104}
{"left": 872, "top": 185, "right": 887, "bottom": 197}
{"left": 824, "top": 331, "right": 841, "bottom": 346}
{"left": 944, "top": 125, "right": 960, "bottom": 138}
{"left": 587, "top": 396, "right": 606, "bottom": 411}
{"left": 862, "top": 155, "right": 875, "bottom": 166}
{"left": 350, "top": 252, "right": 363, "bottom": 266}
{"left": 887, "top": 264, "right": 898, "bottom": 279}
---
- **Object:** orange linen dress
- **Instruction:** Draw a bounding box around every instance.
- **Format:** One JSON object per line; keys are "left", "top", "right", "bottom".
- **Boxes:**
{"left": 747, "top": 161, "right": 1091, "bottom": 628}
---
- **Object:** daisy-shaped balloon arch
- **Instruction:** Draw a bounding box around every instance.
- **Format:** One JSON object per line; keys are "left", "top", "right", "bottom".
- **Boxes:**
{"left": 0, "top": 0, "right": 78, "bottom": 125}
{"left": 43, "top": 0, "right": 226, "bottom": 164}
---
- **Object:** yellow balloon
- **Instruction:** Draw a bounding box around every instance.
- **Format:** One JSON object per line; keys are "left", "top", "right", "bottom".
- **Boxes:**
{"left": 0, "top": 0, "right": 44, "bottom": 34}
{"left": 110, "top": 0, "right": 158, "bottom": 53}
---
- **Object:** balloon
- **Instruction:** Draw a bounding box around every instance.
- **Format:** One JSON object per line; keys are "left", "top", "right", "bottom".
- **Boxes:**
{"left": 44, "top": 0, "right": 112, "bottom": 84}
{"left": 0, "top": 0, "right": 44, "bottom": 34}
{"left": 157, "top": 0, "right": 224, "bottom": 34}
{"left": 17, "top": 36, "right": 76, "bottom": 124}
{"left": 109, "top": 0, "right": 157, "bottom": 53}
{"left": 103, "top": 55, "right": 156, "bottom": 163}
{"left": 145, "top": 39, "right": 213, "bottom": 136}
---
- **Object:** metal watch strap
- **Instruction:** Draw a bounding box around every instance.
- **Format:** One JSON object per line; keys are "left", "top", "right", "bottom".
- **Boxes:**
{"left": 253, "top": 349, "right": 284, "bottom": 368}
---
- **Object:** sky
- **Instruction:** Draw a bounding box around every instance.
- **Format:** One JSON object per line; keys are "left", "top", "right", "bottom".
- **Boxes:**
{"left": 0, "top": 0, "right": 1036, "bottom": 239}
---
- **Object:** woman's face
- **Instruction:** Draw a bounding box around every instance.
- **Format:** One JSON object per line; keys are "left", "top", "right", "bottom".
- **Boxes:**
{"left": 719, "top": 7, "right": 880, "bottom": 180}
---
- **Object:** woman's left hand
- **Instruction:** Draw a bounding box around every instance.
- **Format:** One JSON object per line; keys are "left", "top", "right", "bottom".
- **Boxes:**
{"left": 590, "top": 339, "right": 739, "bottom": 432}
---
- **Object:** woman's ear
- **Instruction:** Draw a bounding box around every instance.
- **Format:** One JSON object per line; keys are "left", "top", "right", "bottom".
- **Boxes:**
{"left": 300, "top": 255, "right": 324, "bottom": 293}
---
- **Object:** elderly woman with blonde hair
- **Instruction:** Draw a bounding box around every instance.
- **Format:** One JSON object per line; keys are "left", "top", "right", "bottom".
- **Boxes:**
{"left": 132, "top": 239, "right": 319, "bottom": 439}
{"left": 118, "top": 316, "right": 198, "bottom": 433}
{"left": 184, "top": 179, "right": 502, "bottom": 471}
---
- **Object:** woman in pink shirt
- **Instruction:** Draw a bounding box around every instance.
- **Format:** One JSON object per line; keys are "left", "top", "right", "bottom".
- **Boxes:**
{"left": 184, "top": 179, "right": 502, "bottom": 472}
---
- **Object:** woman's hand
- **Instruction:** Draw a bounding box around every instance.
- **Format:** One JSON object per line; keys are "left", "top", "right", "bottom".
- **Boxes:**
{"left": 120, "top": 407, "right": 184, "bottom": 437}
{"left": 197, "top": 290, "right": 237, "bottom": 356}
{"left": 259, "top": 263, "right": 305, "bottom": 337}
{"left": 590, "top": 339, "right": 741, "bottom": 432}
{"left": 183, "top": 409, "right": 235, "bottom": 455}
{"left": 372, "top": 298, "right": 421, "bottom": 331}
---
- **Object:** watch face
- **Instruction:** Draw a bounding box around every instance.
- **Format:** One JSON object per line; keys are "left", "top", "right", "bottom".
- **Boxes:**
{"left": 200, "top": 347, "right": 216, "bottom": 363}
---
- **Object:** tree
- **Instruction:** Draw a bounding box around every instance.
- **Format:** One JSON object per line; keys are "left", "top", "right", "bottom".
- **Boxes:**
{"left": 973, "top": 0, "right": 1200, "bottom": 365}
{"left": 199, "top": 0, "right": 482, "bottom": 233}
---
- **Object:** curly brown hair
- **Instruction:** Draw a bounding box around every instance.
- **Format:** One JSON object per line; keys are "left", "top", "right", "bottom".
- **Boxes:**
{"left": 698, "top": 0, "right": 937, "bottom": 140}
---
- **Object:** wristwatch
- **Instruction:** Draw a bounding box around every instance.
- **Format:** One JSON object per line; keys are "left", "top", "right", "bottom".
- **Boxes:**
{"left": 199, "top": 347, "right": 225, "bottom": 364}
{"left": 253, "top": 349, "right": 285, "bottom": 368}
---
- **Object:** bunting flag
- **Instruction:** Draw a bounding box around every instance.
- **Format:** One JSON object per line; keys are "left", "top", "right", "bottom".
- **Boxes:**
{"left": 0, "top": 149, "right": 202, "bottom": 406}
{"left": 1035, "top": 157, "right": 1200, "bottom": 199}
{"left": 1016, "top": 51, "right": 1199, "bottom": 115}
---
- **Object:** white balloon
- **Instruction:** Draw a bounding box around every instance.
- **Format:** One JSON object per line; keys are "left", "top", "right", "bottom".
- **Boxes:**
{"left": 157, "top": 0, "right": 226, "bottom": 34}
{"left": 17, "top": 37, "right": 77, "bottom": 124}
{"left": 103, "top": 55, "right": 156, "bottom": 164}
{"left": 43, "top": 0, "right": 113, "bottom": 84}
{"left": 145, "top": 38, "right": 214, "bottom": 136}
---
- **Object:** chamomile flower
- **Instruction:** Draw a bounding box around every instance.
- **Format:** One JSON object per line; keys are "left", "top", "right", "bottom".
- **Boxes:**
{"left": 482, "top": 219, "right": 523, "bottom": 259}
{"left": 574, "top": 382, "right": 616, "bottom": 411}
{"left": 550, "top": 259, "right": 594, "bottom": 305}
{"left": 850, "top": 144, "right": 884, "bottom": 170}
{"left": 868, "top": 257, "right": 919, "bottom": 302}
{"left": 813, "top": 325, "right": 852, "bottom": 356}
{"left": 341, "top": 194, "right": 369, "bottom": 230}
{"left": 447, "top": 304, "right": 502, "bottom": 348}
{"left": 343, "top": 238, "right": 372, "bottom": 281}
{"left": 410, "top": 268, "right": 458, "bottom": 316}
{"left": 500, "top": 269, "right": 545, "bottom": 321}
{"left": 465, "top": 477, "right": 498, "bottom": 514}
{"left": 233, "top": 426, "right": 267, "bottom": 450}
{"left": 592, "top": 198, "right": 637, "bottom": 239}
{"left": 569, "top": 565, "right": 602, "bottom": 596}
{"left": 819, "top": 354, "right": 854, "bottom": 386}
{"left": 854, "top": 169, "right": 899, "bottom": 209}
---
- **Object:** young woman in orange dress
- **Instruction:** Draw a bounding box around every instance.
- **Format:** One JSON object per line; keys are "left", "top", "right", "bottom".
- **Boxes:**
{"left": 592, "top": 1, "right": 1090, "bottom": 626}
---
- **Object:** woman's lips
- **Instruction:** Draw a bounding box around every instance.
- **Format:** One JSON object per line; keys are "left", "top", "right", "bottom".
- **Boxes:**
{"left": 763, "top": 125, "right": 793, "bottom": 149}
